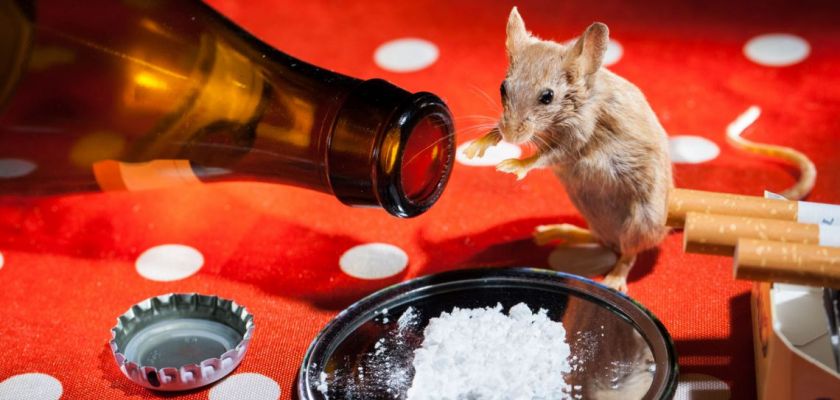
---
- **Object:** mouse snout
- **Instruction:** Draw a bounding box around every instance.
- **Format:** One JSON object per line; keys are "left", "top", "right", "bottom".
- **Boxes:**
{"left": 499, "top": 118, "right": 534, "bottom": 144}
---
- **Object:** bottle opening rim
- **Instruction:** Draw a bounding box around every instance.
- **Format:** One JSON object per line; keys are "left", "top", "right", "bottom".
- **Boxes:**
{"left": 326, "top": 80, "right": 454, "bottom": 218}
{"left": 379, "top": 94, "right": 454, "bottom": 218}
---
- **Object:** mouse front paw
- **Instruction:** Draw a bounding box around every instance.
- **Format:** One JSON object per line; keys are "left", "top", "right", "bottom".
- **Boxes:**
{"left": 462, "top": 141, "right": 487, "bottom": 159}
{"left": 496, "top": 158, "right": 530, "bottom": 180}
{"left": 463, "top": 132, "right": 501, "bottom": 159}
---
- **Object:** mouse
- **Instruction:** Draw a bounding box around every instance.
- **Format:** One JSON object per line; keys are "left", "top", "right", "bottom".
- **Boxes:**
{"left": 464, "top": 7, "right": 672, "bottom": 292}
{"left": 463, "top": 7, "right": 816, "bottom": 292}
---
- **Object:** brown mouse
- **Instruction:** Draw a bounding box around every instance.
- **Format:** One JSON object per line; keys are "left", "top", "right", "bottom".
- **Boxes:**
{"left": 465, "top": 7, "right": 673, "bottom": 292}
{"left": 465, "top": 7, "right": 816, "bottom": 292}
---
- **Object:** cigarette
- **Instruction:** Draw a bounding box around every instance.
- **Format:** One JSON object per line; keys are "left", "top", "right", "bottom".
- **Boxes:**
{"left": 683, "top": 212, "right": 840, "bottom": 256}
{"left": 667, "top": 188, "right": 840, "bottom": 228}
{"left": 734, "top": 238, "right": 840, "bottom": 288}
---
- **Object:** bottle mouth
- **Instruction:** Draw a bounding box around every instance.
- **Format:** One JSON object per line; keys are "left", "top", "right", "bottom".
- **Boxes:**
{"left": 400, "top": 114, "right": 450, "bottom": 203}
{"left": 379, "top": 94, "right": 454, "bottom": 218}
{"left": 328, "top": 80, "right": 454, "bottom": 218}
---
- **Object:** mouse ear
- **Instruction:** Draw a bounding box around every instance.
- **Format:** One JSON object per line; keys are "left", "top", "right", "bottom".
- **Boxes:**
{"left": 506, "top": 7, "right": 530, "bottom": 61}
{"left": 568, "top": 22, "right": 609, "bottom": 77}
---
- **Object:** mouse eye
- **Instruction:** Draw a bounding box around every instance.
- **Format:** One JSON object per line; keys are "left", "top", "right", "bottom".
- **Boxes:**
{"left": 538, "top": 89, "right": 554, "bottom": 105}
{"left": 500, "top": 81, "right": 508, "bottom": 100}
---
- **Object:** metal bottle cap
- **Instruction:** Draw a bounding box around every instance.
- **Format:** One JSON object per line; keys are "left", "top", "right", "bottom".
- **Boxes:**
{"left": 109, "top": 293, "right": 255, "bottom": 391}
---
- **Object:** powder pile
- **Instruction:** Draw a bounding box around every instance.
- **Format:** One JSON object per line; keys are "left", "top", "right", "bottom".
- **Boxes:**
{"left": 316, "top": 306, "right": 421, "bottom": 398}
{"left": 406, "top": 303, "right": 573, "bottom": 400}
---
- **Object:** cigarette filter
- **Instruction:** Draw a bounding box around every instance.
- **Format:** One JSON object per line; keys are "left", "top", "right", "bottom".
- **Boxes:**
{"left": 668, "top": 189, "right": 840, "bottom": 228}
{"left": 684, "top": 212, "right": 840, "bottom": 256}
{"left": 668, "top": 189, "right": 796, "bottom": 228}
{"left": 734, "top": 239, "right": 840, "bottom": 288}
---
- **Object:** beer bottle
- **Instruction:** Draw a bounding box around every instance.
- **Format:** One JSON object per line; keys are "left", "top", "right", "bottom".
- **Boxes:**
{"left": 0, "top": 0, "right": 455, "bottom": 218}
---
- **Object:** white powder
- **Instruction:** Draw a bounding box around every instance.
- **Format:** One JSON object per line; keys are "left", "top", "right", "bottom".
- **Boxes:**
{"left": 397, "top": 306, "right": 418, "bottom": 330}
{"left": 316, "top": 304, "right": 575, "bottom": 399}
{"left": 406, "top": 303, "right": 573, "bottom": 400}
{"left": 319, "top": 306, "right": 420, "bottom": 398}
{"left": 316, "top": 371, "right": 329, "bottom": 399}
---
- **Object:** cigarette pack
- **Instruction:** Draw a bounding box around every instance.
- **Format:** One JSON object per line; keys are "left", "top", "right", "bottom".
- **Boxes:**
{"left": 751, "top": 282, "right": 840, "bottom": 398}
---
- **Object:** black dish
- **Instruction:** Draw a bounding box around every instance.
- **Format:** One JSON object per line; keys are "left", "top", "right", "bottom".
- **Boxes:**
{"left": 298, "top": 267, "right": 678, "bottom": 399}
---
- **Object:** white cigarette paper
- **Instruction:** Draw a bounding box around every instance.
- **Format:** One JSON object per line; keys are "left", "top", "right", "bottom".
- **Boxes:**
{"left": 799, "top": 201, "right": 840, "bottom": 227}
{"left": 820, "top": 225, "right": 840, "bottom": 247}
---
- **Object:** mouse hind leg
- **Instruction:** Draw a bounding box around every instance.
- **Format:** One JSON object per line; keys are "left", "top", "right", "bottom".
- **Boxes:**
{"left": 602, "top": 254, "right": 636, "bottom": 293}
{"left": 533, "top": 223, "right": 598, "bottom": 246}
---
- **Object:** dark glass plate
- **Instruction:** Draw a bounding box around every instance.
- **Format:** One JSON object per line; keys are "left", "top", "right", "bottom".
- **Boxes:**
{"left": 298, "top": 267, "right": 678, "bottom": 399}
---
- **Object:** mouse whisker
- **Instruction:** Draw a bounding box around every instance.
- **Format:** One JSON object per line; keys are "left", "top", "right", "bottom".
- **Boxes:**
{"left": 468, "top": 84, "right": 503, "bottom": 113}
{"left": 530, "top": 135, "right": 553, "bottom": 155}
{"left": 451, "top": 116, "right": 499, "bottom": 126}
{"left": 536, "top": 133, "right": 570, "bottom": 159}
{"left": 401, "top": 130, "right": 459, "bottom": 168}
{"left": 457, "top": 122, "right": 497, "bottom": 130}
{"left": 457, "top": 123, "right": 499, "bottom": 137}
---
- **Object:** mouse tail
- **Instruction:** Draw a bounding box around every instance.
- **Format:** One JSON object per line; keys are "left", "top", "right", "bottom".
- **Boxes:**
{"left": 726, "top": 106, "right": 817, "bottom": 200}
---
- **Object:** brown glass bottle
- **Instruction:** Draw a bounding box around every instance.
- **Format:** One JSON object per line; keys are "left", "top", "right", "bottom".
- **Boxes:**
{"left": 0, "top": 0, "right": 455, "bottom": 218}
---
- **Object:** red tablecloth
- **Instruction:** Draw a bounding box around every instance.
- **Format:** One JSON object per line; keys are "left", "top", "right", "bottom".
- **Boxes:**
{"left": 2, "top": 0, "right": 839, "bottom": 399}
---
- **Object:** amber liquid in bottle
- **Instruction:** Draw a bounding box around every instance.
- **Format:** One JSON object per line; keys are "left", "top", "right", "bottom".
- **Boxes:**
{"left": 0, "top": 0, "right": 454, "bottom": 217}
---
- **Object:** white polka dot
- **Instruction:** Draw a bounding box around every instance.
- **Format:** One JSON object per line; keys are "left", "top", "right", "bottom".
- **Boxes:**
{"left": 374, "top": 38, "right": 439, "bottom": 72}
{"left": 209, "top": 373, "right": 280, "bottom": 400}
{"left": 674, "top": 373, "right": 731, "bottom": 400}
{"left": 744, "top": 33, "right": 810, "bottom": 67}
{"left": 340, "top": 243, "right": 408, "bottom": 280}
{"left": 603, "top": 40, "right": 623, "bottom": 66}
{"left": 456, "top": 140, "right": 522, "bottom": 166}
{"left": 669, "top": 135, "right": 720, "bottom": 164}
{"left": 0, "top": 251, "right": 4, "bottom": 271}
{"left": 0, "top": 159, "right": 37, "bottom": 178}
{"left": 135, "top": 244, "right": 204, "bottom": 282}
{"left": 548, "top": 244, "right": 617, "bottom": 277}
{"left": 0, "top": 373, "right": 63, "bottom": 400}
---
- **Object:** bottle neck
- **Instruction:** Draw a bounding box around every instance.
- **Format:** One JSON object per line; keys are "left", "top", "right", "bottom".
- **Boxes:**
{"left": 176, "top": 4, "right": 456, "bottom": 216}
